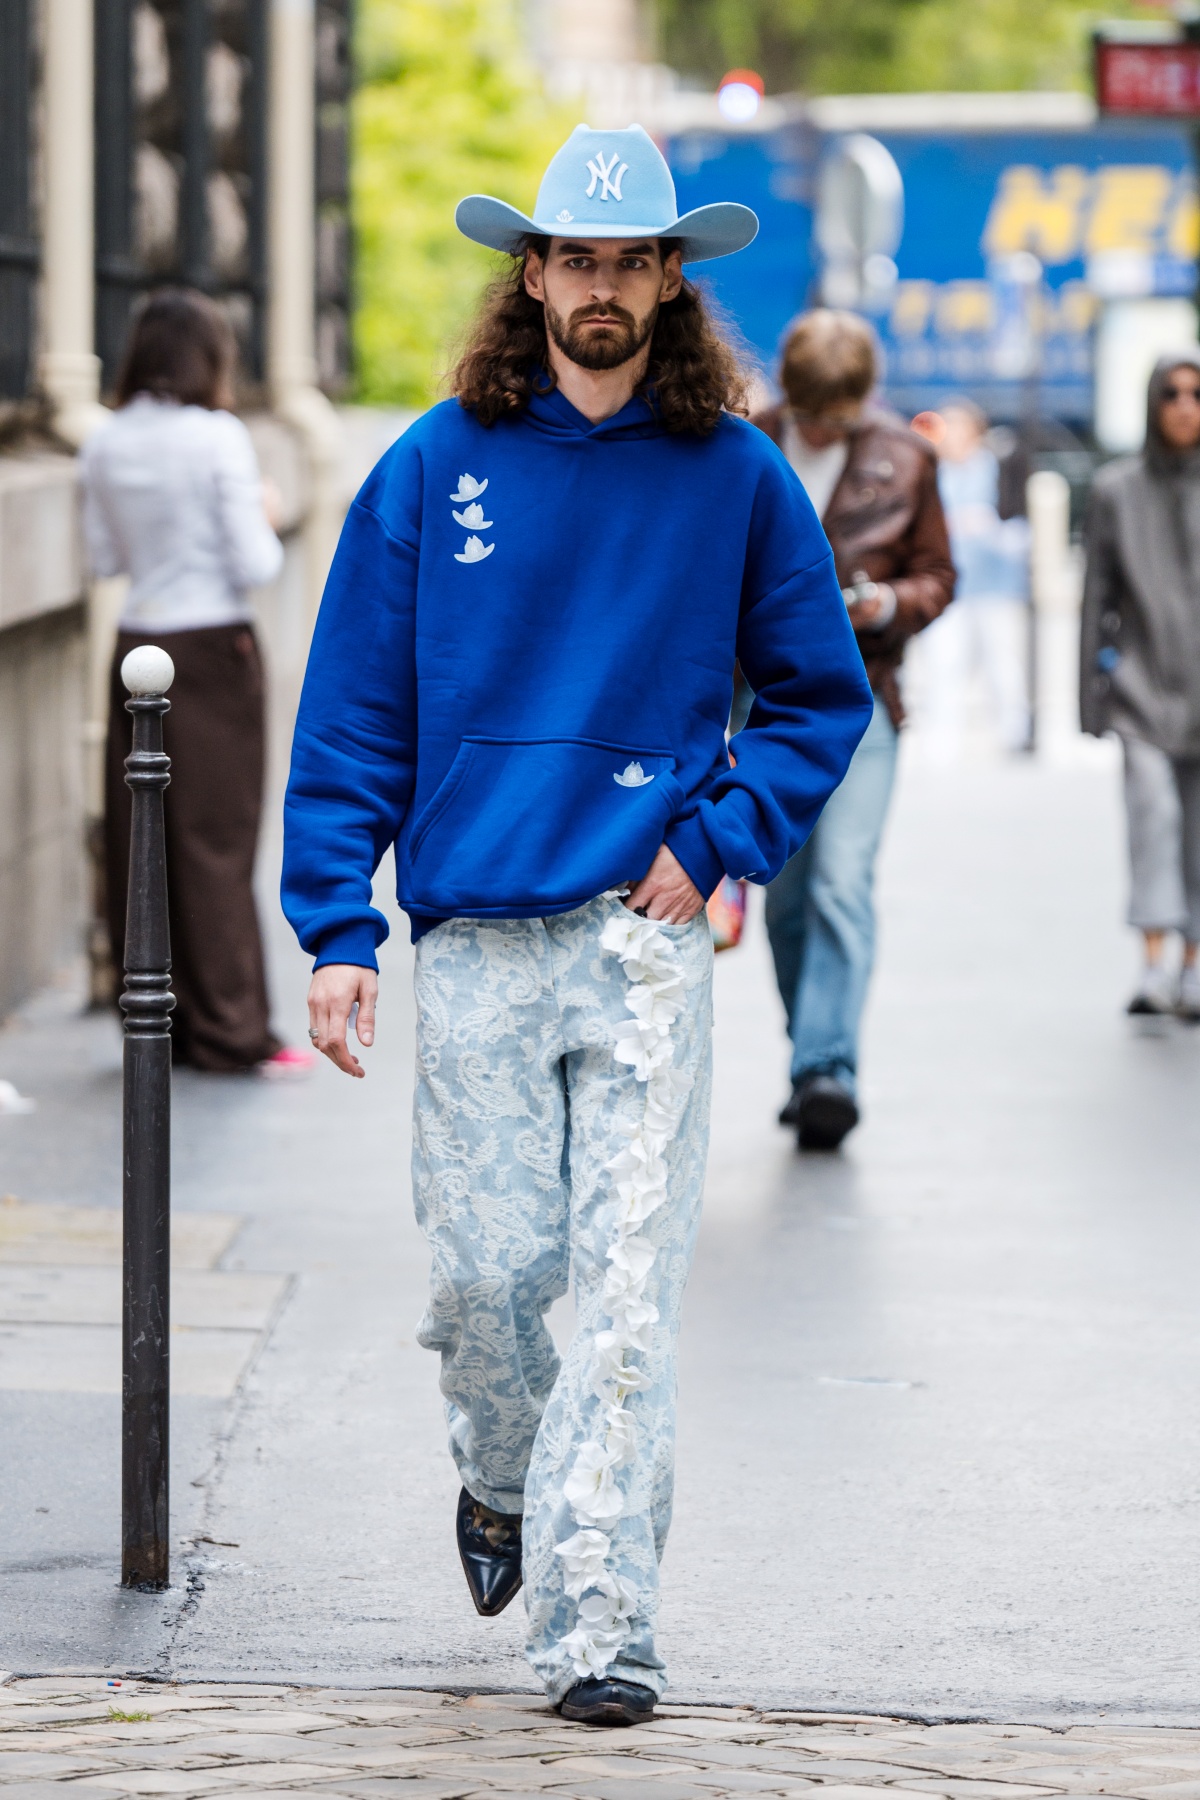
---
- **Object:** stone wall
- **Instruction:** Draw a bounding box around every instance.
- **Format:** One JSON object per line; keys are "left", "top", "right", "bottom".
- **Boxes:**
{"left": 0, "top": 455, "right": 88, "bottom": 1020}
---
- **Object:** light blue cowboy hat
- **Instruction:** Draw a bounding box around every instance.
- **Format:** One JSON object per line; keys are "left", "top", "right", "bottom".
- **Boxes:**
{"left": 456, "top": 124, "right": 758, "bottom": 264}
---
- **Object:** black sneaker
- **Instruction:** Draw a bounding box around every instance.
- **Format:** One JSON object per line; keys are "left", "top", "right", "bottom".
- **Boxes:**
{"left": 796, "top": 1074, "right": 859, "bottom": 1151}
{"left": 456, "top": 1487, "right": 523, "bottom": 1617}
{"left": 559, "top": 1677, "right": 657, "bottom": 1726}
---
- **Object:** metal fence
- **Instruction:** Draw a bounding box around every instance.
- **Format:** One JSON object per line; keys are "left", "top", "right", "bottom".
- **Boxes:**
{"left": 0, "top": 0, "right": 39, "bottom": 402}
{"left": 316, "top": 0, "right": 353, "bottom": 396}
{"left": 0, "top": 0, "right": 351, "bottom": 406}
{"left": 94, "top": 0, "right": 271, "bottom": 395}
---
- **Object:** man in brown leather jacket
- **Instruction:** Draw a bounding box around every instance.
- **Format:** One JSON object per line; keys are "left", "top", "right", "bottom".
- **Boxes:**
{"left": 752, "top": 309, "right": 954, "bottom": 1149}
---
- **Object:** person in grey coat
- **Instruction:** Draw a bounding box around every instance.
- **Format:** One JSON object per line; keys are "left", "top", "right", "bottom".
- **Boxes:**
{"left": 1081, "top": 351, "right": 1200, "bottom": 1017}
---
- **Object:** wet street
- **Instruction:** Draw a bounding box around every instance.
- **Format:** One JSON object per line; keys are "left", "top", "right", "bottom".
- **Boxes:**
{"left": 4, "top": 744, "right": 1200, "bottom": 1721}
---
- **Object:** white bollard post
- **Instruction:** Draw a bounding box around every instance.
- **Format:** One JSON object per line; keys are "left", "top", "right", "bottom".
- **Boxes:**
{"left": 1027, "top": 469, "right": 1080, "bottom": 762}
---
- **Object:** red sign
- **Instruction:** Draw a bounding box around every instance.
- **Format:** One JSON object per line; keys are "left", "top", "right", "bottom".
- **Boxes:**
{"left": 1095, "top": 39, "right": 1200, "bottom": 116}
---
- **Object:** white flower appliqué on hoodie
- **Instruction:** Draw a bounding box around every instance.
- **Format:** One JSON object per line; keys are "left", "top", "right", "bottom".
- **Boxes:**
{"left": 455, "top": 535, "right": 494, "bottom": 565}
{"left": 614, "top": 761, "right": 654, "bottom": 788}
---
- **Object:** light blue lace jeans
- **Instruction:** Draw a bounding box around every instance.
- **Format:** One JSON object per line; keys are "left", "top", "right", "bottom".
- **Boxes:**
{"left": 412, "top": 893, "right": 713, "bottom": 1703}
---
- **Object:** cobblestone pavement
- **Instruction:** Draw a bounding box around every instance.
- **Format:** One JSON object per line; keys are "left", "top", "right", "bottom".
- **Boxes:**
{"left": 6, "top": 1678, "right": 1200, "bottom": 1799}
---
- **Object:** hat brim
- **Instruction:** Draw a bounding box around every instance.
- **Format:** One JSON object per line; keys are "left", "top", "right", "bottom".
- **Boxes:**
{"left": 455, "top": 197, "right": 758, "bottom": 263}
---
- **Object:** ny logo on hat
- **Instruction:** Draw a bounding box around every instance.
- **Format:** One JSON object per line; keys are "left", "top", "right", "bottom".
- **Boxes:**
{"left": 585, "top": 151, "right": 628, "bottom": 202}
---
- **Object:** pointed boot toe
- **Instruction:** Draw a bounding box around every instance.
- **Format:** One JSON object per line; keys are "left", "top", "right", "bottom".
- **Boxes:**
{"left": 559, "top": 1677, "right": 656, "bottom": 1726}
{"left": 456, "top": 1486, "right": 523, "bottom": 1617}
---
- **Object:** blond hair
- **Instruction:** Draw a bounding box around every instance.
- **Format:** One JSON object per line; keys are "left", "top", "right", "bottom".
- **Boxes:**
{"left": 779, "top": 309, "right": 877, "bottom": 416}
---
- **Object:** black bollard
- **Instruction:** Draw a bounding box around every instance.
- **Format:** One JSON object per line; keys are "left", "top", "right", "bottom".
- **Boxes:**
{"left": 119, "top": 645, "right": 176, "bottom": 1591}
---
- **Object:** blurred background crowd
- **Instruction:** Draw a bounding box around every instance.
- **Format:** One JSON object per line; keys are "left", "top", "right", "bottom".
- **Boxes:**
{"left": 4, "top": 0, "right": 1200, "bottom": 1082}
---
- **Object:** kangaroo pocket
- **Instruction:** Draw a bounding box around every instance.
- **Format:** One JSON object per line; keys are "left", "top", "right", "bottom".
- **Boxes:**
{"left": 404, "top": 736, "right": 681, "bottom": 912}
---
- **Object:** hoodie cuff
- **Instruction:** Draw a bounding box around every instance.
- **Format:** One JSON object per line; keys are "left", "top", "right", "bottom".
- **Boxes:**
{"left": 665, "top": 812, "right": 727, "bottom": 903}
{"left": 312, "top": 921, "right": 382, "bottom": 973}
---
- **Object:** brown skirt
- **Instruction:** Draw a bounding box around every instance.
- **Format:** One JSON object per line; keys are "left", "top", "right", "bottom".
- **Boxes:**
{"left": 105, "top": 622, "right": 281, "bottom": 1072}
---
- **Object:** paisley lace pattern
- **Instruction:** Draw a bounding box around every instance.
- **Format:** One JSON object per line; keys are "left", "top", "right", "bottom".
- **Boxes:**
{"left": 411, "top": 894, "right": 713, "bottom": 1702}
{"left": 555, "top": 906, "right": 693, "bottom": 1681}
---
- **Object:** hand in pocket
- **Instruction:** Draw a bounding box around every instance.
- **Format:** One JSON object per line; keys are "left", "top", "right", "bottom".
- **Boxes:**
{"left": 624, "top": 844, "right": 704, "bottom": 925}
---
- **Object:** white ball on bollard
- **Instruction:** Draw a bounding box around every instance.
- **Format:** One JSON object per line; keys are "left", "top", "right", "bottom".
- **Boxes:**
{"left": 121, "top": 645, "right": 176, "bottom": 696}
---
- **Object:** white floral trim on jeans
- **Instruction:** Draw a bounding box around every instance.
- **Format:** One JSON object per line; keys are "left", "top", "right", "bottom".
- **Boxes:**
{"left": 554, "top": 903, "right": 692, "bottom": 1681}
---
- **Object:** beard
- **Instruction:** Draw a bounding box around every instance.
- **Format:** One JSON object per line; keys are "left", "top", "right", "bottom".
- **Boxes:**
{"left": 545, "top": 298, "right": 658, "bottom": 371}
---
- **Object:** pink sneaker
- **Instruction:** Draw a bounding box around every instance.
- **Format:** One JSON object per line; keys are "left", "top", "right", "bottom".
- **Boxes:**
{"left": 258, "top": 1045, "right": 317, "bottom": 1080}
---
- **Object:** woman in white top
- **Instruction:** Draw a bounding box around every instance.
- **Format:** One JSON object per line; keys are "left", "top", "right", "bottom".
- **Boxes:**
{"left": 82, "top": 289, "right": 307, "bottom": 1075}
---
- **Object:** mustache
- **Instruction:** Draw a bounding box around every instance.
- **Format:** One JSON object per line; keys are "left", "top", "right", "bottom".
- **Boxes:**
{"left": 568, "top": 302, "right": 637, "bottom": 330}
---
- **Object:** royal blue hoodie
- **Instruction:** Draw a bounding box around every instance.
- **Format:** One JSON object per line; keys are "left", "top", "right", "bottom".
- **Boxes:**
{"left": 282, "top": 386, "right": 872, "bottom": 968}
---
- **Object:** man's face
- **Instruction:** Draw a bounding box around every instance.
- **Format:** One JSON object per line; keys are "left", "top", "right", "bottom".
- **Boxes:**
{"left": 1159, "top": 363, "right": 1200, "bottom": 452}
{"left": 524, "top": 238, "right": 684, "bottom": 372}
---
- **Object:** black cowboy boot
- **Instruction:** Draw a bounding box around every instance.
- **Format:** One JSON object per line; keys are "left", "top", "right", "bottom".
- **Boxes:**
{"left": 559, "top": 1677, "right": 657, "bottom": 1726}
{"left": 455, "top": 1486, "right": 523, "bottom": 1617}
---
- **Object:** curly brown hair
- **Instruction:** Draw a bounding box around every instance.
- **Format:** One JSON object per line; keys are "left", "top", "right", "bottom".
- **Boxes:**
{"left": 450, "top": 239, "right": 750, "bottom": 435}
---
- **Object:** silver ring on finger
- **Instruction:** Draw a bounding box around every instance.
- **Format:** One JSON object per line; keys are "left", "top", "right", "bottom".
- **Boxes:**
{"left": 308, "top": 1027, "right": 320, "bottom": 1041}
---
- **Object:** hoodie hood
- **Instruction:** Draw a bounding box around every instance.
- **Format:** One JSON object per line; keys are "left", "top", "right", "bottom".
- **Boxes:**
{"left": 523, "top": 379, "right": 667, "bottom": 441}
{"left": 1144, "top": 350, "right": 1200, "bottom": 479}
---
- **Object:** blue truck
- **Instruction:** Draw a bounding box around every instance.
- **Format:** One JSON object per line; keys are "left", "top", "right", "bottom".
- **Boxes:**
{"left": 665, "top": 93, "right": 1197, "bottom": 440}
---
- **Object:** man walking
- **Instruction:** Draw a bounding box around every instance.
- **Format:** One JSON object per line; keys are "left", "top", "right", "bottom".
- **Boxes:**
{"left": 753, "top": 311, "right": 954, "bottom": 1150}
{"left": 282, "top": 127, "right": 872, "bottom": 1724}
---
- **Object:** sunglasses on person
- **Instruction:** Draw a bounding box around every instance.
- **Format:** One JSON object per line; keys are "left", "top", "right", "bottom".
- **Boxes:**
{"left": 1163, "top": 381, "right": 1200, "bottom": 401}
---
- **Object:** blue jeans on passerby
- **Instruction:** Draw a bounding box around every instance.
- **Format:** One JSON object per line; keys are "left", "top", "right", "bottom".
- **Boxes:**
{"left": 764, "top": 695, "right": 898, "bottom": 1097}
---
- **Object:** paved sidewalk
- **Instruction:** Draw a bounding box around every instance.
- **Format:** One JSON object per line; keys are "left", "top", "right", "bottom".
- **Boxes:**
{"left": 5, "top": 1677, "right": 1200, "bottom": 1799}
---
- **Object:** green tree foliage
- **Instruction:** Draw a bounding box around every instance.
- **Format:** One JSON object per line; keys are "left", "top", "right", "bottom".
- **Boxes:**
{"left": 656, "top": 0, "right": 1171, "bottom": 99}
{"left": 354, "top": 0, "right": 576, "bottom": 406}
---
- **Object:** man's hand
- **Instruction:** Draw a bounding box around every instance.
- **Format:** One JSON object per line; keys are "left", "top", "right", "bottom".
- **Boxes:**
{"left": 308, "top": 964, "right": 378, "bottom": 1078}
{"left": 846, "top": 595, "right": 882, "bottom": 631}
{"left": 625, "top": 845, "right": 706, "bottom": 925}
{"left": 844, "top": 581, "right": 896, "bottom": 633}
